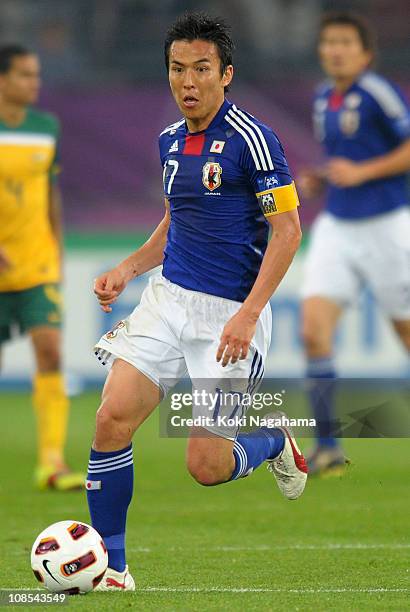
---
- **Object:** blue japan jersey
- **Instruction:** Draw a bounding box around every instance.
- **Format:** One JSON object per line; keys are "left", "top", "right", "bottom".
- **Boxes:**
{"left": 313, "top": 71, "right": 410, "bottom": 219}
{"left": 159, "top": 99, "right": 299, "bottom": 302}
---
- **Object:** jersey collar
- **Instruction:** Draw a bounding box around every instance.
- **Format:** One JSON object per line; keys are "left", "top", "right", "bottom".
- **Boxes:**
{"left": 329, "top": 70, "right": 369, "bottom": 96}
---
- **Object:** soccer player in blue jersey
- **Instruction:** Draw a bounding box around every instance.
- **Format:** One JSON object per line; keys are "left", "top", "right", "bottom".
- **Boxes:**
{"left": 87, "top": 12, "right": 306, "bottom": 590}
{"left": 299, "top": 13, "right": 410, "bottom": 475}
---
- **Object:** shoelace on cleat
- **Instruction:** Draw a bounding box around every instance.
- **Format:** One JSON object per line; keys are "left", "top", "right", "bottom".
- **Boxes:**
{"left": 267, "top": 460, "right": 294, "bottom": 480}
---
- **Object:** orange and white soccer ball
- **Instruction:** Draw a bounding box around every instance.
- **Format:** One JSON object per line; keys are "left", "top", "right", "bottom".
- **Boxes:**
{"left": 31, "top": 520, "right": 108, "bottom": 594}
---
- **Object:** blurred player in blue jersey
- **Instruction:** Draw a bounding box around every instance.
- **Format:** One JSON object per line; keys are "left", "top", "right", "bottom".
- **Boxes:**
{"left": 86, "top": 12, "right": 307, "bottom": 590}
{"left": 299, "top": 13, "right": 410, "bottom": 475}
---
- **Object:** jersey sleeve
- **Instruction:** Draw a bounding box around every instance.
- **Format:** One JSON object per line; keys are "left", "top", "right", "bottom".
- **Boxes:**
{"left": 365, "top": 77, "right": 410, "bottom": 142}
{"left": 240, "top": 123, "right": 300, "bottom": 217}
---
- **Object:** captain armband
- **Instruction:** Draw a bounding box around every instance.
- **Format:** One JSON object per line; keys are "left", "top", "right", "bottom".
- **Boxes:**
{"left": 256, "top": 181, "right": 300, "bottom": 217}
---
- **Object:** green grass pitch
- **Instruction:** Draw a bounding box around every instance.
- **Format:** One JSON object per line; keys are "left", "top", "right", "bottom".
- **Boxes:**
{"left": 0, "top": 391, "right": 409, "bottom": 611}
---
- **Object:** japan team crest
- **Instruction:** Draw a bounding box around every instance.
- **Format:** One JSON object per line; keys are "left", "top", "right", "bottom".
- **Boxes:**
{"left": 339, "top": 110, "right": 360, "bottom": 136}
{"left": 202, "top": 162, "right": 222, "bottom": 191}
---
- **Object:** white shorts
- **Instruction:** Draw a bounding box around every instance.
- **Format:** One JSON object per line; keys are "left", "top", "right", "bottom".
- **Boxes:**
{"left": 95, "top": 274, "right": 272, "bottom": 439}
{"left": 301, "top": 208, "right": 410, "bottom": 319}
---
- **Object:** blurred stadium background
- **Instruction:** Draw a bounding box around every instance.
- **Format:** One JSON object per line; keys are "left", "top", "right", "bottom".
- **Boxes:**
{"left": 1, "top": 0, "right": 409, "bottom": 386}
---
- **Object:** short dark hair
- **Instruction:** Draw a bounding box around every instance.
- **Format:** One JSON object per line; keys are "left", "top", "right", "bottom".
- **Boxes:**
{"left": 164, "top": 11, "right": 234, "bottom": 78}
{"left": 319, "top": 12, "right": 377, "bottom": 53}
{"left": 0, "top": 44, "right": 33, "bottom": 74}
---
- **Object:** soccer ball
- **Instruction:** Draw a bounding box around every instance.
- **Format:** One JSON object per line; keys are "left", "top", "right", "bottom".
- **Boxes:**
{"left": 31, "top": 520, "right": 108, "bottom": 594}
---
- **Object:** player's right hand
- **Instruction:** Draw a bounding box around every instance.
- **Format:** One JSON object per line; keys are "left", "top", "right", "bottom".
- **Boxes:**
{"left": 93, "top": 267, "right": 128, "bottom": 312}
{"left": 297, "top": 169, "right": 325, "bottom": 199}
{"left": 0, "top": 248, "right": 11, "bottom": 273}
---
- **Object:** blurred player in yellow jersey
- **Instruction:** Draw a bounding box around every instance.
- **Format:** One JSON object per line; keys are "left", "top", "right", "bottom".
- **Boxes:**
{"left": 0, "top": 45, "right": 83, "bottom": 490}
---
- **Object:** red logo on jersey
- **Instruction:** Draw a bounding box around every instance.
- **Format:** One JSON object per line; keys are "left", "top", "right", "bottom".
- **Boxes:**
{"left": 202, "top": 162, "right": 222, "bottom": 191}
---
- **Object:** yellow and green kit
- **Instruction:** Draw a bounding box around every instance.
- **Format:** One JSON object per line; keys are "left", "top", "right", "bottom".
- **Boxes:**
{"left": 0, "top": 108, "right": 62, "bottom": 341}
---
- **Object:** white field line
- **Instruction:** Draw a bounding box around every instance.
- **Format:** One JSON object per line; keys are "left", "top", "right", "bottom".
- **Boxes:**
{"left": 15, "top": 543, "right": 406, "bottom": 559}
{"left": 129, "top": 543, "right": 410, "bottom": 553}
{"left": 3, "top": 587, "right": 409, "bottom": 595}
{"left": 139, "top": 587, "right": 409, "bottom": 594}
{"left": 16, "top": 543, "right": 407, "bottom": 557}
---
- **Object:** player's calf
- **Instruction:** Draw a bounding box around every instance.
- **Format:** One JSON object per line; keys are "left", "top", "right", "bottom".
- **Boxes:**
{"left": 94, "top": 359, "right": 160, "bottom": 451}
{"left": 187, "top": 461, "right": 233, "bottom": 486}
{"left": 186, "top": 432, "right": 235, "bottom": 486}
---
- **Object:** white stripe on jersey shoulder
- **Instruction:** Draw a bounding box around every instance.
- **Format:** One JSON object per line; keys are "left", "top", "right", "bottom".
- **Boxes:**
{"left": 315, "top": 78, "right": 333, "bottom": 96}
{"left": 227, "top": 107, "right": 268, "bottom": 171}
{"left": 231, "top": 105, "right": 274, "bottom": 171}
{"left": 225, "top": 113, "right": 261, "bottom": 170}
{"left": 225, "top": 106, "right": 274, "bottom": 171}
{"left": 359, "top": 73, "right": 407, "bottom": 118}
{"left": 160, "top": 118, "right": 185, "bottom": 136}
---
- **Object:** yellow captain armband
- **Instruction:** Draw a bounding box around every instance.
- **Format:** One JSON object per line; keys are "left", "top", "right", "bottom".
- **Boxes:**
{"left": 256, "top": 181, "right": 300, "bottom": 217}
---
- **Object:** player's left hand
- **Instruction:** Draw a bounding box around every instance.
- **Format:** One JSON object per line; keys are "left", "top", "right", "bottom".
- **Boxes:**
{"left": 326, "top": 157, "right": 368, "bottom": 187}
{"left": 216, "top": 309, "right": 257, "bottom": 367}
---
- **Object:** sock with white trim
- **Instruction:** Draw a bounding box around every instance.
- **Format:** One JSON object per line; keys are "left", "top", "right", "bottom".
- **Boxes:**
{"left": 306, "top": 357, "right": 338, "bottom": 448}
{"left": 230, "top": 429, "right": 285, "bottom": 480}
{"left": 86, "top": 445, "right": 133, "bottom": 572}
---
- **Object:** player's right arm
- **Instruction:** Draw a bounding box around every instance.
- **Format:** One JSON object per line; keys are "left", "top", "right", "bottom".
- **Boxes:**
{"left": 94, "top": 199, "right": 170, "bottom": 312}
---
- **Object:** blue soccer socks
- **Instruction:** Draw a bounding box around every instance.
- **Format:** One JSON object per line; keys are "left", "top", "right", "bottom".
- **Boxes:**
{"left": 230, "top": 428, "right": 285, "bottom": 480}
{"left": 306, "top": 356, "right": 338, "bottom": 448}
{"left": 86, "top": 445, "right": 134, "bottom": 572}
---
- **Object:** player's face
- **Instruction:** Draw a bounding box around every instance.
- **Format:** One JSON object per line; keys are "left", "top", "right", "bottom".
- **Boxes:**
{"left": 0, "top": 54, "right": 41, "bottom": 106}
{"left": 168, "top": 39, "right": 233, "bottom": 131}
{"left": 319, "top": 26, "right": 372, "bottom": 81}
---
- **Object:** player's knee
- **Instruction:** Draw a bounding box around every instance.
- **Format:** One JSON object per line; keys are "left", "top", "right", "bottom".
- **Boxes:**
{"left": 36, "top": 345, "right": 61, "bottom": 371}
{"left": 301, "top": 321, "right": 331, "bottom": 357}
{"left": 95, "top": 400, "right": 135, "bottom": 448}
{"left": 186, "top": 454, "right": 231, "bottom": 486}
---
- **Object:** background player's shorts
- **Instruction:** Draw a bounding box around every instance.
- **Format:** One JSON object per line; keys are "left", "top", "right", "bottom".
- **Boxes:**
{"left": 0, "top": 283, "right": 62, "bottom": 343}
{"left": 301, "top": 208, "right": 410, "bottom": 319}
{"left": 95, "top": 274, "right": 272, "bottom": 440}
